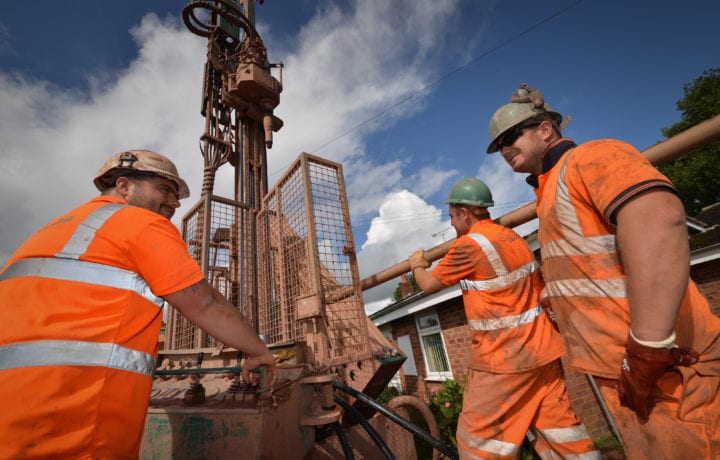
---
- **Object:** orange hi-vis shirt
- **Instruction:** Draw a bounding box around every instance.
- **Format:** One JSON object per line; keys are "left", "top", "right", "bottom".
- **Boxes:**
{"left": 0, "top": 195, "right": 205, "bottom": 459}
{"left": 431, "top": 219, "right": 564, "bottom": 373}
{"left": 535, "top": 139, "right": 720, "bottom": 389}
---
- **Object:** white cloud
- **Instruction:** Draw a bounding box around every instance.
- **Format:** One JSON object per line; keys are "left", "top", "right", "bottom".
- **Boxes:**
{"left": 262, "top": 0, "right": 462, "bottom": 214}
{"left": 358, "top": 190, "right": 450, "bottom": 309}
{"left": 409, "top": 166, "right": 460, "bottom": 199}
{"left": 0, "top": 14, "right": 205, "bottom": 267}
{"left": 0, "top": 1, "right": 467, "bottom": 307}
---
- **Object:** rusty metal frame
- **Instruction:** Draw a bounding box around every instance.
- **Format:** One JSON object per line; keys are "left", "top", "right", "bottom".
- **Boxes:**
{"left": 165, "top": 194, "right": 253, "bottom": 351}
{"left": 257, "top": 153, "right": 370, "bottom": 366}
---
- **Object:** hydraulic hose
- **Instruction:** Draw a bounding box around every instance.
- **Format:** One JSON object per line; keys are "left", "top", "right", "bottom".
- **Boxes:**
{"left": 332, "top": 421, "right": 356, "bottom": 460}
{"left": 333, "top": 381, "right": 459, "bottom": 460}
{"left": 334, "top": 395, "right": 395, "bottom": 460}
{"left": 386, "top": 395, "right": 443, "bottom": 460}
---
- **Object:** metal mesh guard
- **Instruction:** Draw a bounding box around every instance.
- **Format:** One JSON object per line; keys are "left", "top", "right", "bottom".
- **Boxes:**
{"left": 257, "top": 153, "right": 369, "bottom": 364}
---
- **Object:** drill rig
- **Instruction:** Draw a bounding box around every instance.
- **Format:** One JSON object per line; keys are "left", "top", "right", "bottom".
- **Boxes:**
{"left": 140, "top": 2, "right": 446, "bottom": 459}
{"left": 139, "top": 2, "right": 720, "bottom": 458}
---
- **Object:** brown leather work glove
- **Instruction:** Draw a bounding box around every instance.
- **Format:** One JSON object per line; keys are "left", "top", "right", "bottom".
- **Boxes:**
{"left": 618, "top": 333, "right": 699, "bottom": 419}
{"left": 408, "top": 250, "right": 430, "bottom": 271}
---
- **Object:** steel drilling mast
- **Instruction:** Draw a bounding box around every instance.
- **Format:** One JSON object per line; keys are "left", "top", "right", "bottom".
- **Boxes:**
{"left": 165, "top": 0, "right": 283, "bottom": 347}
{"left": 142, "top": 2, "right": 422, "bottom": 459}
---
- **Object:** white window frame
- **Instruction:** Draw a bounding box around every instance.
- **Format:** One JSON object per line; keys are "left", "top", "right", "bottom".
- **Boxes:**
{"left": 415, "top": 309, "right": 453, "bottom": 381}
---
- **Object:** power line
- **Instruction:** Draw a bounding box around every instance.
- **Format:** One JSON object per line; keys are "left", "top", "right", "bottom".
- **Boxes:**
{"left": 268, "top": 1, "right": 583, "bottom": 180}
{"left": 308, "top": 0, "right": 583, "bottom": 154}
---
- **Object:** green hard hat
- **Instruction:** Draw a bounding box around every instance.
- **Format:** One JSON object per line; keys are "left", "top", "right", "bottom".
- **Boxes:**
{"left": 486, "top": 83, "right": 562, "bottom": 153}
{"left": 445, "top": 178, "right": 494, "bottom": 208}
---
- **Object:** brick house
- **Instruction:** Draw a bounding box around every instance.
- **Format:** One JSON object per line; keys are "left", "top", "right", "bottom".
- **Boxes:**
{"left": 369, "top": 203, "right": 720, "bottom": 441}
{"left": 689, "top": 202, "right": 720, "bottom": 315}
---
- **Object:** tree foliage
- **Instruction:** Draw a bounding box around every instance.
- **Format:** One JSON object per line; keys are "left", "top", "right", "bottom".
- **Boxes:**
{"left": 391, "top": 274, "right": 421, "bottom": 302}
{"left": 658, "top": 68, "right": 720, "bottom": 216}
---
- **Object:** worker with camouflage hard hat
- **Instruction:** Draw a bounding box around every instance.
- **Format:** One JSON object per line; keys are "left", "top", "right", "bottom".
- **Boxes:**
{"left": 407, "top": 178, "right": 598, "bottom": 458}
{"left": 487, "top": 83, "right": 720, "bottom": 458}
{"left": 94, "top": 149, "right": 191, "bottom": 199}
{"left": 0, "top": 149, "right": 276, "bottom": 458}
{"left": 486, "top": 83, "right": 563, "bottom": 154}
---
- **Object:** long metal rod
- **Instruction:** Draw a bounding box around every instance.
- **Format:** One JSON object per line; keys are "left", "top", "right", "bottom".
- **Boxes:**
{"left": 360, "top": 114, "right": 720, "bottom": 292}
{"left": 586, "top": 375, "right": 624, "bottom": 446}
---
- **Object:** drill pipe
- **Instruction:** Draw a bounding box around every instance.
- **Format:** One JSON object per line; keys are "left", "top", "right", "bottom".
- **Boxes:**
{"left": 359, "top": 114, "right": 720, "bottom": 293}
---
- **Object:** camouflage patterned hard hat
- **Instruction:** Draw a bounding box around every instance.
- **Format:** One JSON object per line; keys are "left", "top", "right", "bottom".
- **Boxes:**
{"left": 93, "top": 150, "right": 190, "bottom": 199}
{"left": 486, "top": 83, "right": 563, "bottom": 153}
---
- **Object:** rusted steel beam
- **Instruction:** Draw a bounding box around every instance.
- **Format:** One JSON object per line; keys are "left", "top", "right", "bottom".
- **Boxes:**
{"left": 360, "top": 114, "right": 720, "bottom": 293}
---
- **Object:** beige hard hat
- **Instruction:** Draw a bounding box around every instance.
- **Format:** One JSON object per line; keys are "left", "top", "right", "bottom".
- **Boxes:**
{"left": 486, "top": 83, "right": 563, "bottom": 153}
{"left": 94, "top": 150, "right": 190, "bottom": 199}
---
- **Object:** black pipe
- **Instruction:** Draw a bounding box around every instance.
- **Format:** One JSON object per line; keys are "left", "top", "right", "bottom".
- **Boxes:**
{"left": 332, "top": 421, "right": 355, "bottom": 460}
{"left": 334, "top": 395, "right": 395, "bottom": 460}
{"left": 333, "top": 381, "right": 458, "bottom": 460}
{"left": 154, "top": 366, "right": 243, "bottom": 376}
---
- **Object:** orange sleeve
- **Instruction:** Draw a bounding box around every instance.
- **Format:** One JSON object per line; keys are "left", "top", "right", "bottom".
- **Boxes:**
{"left": 127, "top": 218, "right": 205, "bottom": 297}
{"left": 431, "top": 237, "right": 494, "bottom": 286}
{"left": 568, "top": 139, "right": 677, "bottom": 226}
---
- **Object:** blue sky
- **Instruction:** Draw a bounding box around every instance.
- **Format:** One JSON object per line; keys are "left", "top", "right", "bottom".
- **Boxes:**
{"left": 1, "top": 1, "right": 718, "bottom": 312}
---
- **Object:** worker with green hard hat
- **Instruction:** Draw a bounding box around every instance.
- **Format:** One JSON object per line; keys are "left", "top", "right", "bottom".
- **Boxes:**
{"left": 407, "top": 177, "right": 598, "bottom": 458}
{"left": 443, "top": 177, "right": 494, "bottom": 208}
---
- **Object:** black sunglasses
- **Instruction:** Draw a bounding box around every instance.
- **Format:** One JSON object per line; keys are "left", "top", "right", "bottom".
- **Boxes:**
{"left": 499, "top": 123, "right": 540, "bottom": 148}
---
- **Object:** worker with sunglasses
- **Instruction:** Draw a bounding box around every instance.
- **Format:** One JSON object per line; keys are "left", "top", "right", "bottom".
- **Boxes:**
{"left": 487, "top": 84, "right": 720, "bottom": 458}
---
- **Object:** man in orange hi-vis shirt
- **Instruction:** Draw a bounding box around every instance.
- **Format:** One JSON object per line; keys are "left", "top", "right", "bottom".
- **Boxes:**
{"left": 486, "top": 83, "right": 720, "bottom": 459}
{"left": 0, "top": 150, "right": 277, "bottom": 459}
{"left": 408, "top": 178, "right": 599, "bottom": 459}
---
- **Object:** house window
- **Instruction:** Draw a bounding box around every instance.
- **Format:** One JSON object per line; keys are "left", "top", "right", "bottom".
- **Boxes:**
{"left": 415, "top": 310, "right": 452, "bottom": 381}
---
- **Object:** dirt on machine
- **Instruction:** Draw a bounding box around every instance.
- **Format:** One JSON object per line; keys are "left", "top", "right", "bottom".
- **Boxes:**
{"left": 140, "top": 1, "right": 720, "bottom": 459}
{"left": 140, "top": 1, "right": 443, "bottom": 459}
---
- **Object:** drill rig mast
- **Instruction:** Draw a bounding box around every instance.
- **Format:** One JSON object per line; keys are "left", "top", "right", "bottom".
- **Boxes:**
{"left": 143, "top": 2, "right": 425, "bottom": 459}
{"left": 165, "top": 0, "right": 283, "bottom": 347}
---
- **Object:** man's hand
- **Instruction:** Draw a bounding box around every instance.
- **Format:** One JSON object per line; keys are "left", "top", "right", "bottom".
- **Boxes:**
{"left": 618, "top": 332, "right": 699, "bottom": 419}
{"left": 243, "top": 350, "right": 278, "bottom": 388}
{"left": 408, "top": 250, "right": 430, "bottom": 271}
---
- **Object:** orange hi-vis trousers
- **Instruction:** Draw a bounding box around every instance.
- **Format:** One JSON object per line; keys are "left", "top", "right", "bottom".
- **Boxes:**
{"left": 595, "top": 372, "right": 720, "bottom": 460}
{"left": 456, "top": 360, "right": 600, "bottom": 459}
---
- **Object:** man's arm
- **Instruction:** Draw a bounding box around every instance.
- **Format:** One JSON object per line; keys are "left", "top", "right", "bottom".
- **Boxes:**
{"left": 165, "top": 280, "right": 277, "bottom": 385}
{"left": 408, "top": 251, "right": 445, "bottom": 294}
{"left": 615, "top": 189, "right": 689, "bottom": 342}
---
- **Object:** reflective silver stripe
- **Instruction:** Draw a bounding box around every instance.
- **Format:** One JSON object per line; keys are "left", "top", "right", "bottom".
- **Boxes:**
{"left": 457, "top": 423, "right": 519, "bottom": 457}
{"left": 55, "top": 203, "right": 126, "bottom": 259}
{"left": 531, "top": 427, "right": 601, "bottom": 459}
{"left": 0, "top": 340, "right": 156, "bottom": 377}
{"left": 546, "top": 278, "right": 627, "bottom": 299}
{"left": 561, "top": 453, "right": 603, "bottom": 460}
{"left": 556, "top": 159, "right": 584, "bottom": 239}
{"left": 0, "top": 257, "right": 164, "bottom": 307}
{"left": 544, "top": 154, "right": 620, "bottom": 258}
{"left": 536, "top": 425, "right": 593, "bottom": 444}
{"left": 542, "top": 235, "right": 617, "bottom": 258}
{"left": 465, "top": 233, "right": 506, "bottom": 275}
{"left": 460, "top": 261, "right": 537, "bottom": 291}
{"left": 467, "top": 304, "right": 543, "bottom": 331}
